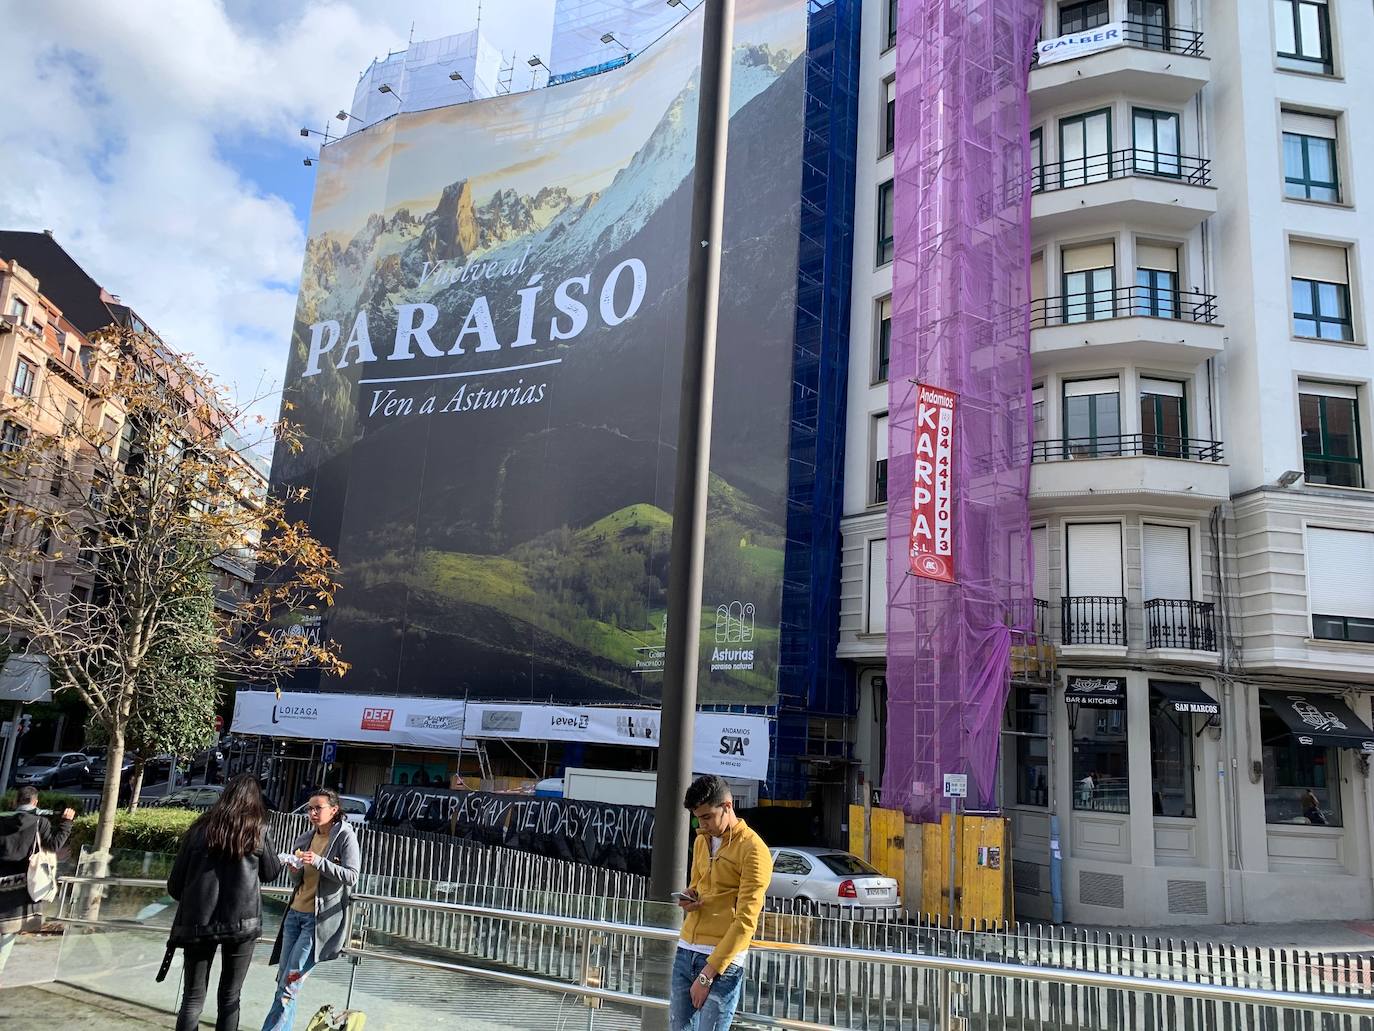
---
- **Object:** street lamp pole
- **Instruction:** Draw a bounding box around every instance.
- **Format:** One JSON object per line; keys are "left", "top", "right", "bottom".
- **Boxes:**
{"left": 649, "top": 0, "right": 735, "bottom": 903}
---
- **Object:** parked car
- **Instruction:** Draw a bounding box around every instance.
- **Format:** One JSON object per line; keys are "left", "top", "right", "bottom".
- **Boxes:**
{"left": 290, "top": 793, "right": 371, "bottom": 825}
{"left": 152, "top": 785, "right": 224, "bottom": 811}
{"left": 767, "top": 847, "right": 901, "bottom": 910}
{"left": 83, "top": 752, "right": 134, "bottom": 788}
{"left": 13, "top": 752, "right": 91, "bottom": 789}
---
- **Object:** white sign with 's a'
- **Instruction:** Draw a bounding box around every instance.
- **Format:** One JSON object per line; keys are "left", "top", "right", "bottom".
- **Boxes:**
{"left": 943, "top": 773, "right": 968, "bottom": 798}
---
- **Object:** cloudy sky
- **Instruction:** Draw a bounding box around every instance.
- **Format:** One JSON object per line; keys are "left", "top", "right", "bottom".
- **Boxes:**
{"left": 0, "top": 1, "right": 557, "bottom": 429}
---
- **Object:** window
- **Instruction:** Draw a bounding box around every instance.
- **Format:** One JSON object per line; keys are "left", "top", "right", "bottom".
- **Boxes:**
{"left": 1073, "top": 704, "right": 1129, "bottom": 813}
{"left": 1140, "top": 379, "right": 1187, "bottom": 457}
{"left": 1059, "top": 109, "right": 1111, "bottom": 187}
{"left": 1129, "top": 0, "right": 1170, "bottom": 50}
{"left": 1060, "top": 0, "right": 1109, "bottom": 35}
{"left": 49, "top": 456, "right": 66, "bottom": 497}
{"left": 1064, "top": 378, "right": 1121, "bottom": 456}
{"left": 1307, "top": 527, "right": 1374, "bottom": 643}
{"left": 1062, "top": 242, "right": 1115, "bottom": 323}
{"left": 877, "top": 179, "right": 894, "bottom": 266}
{"left": 0, "top": 421, "right": 27, "bottom": 454}
{"left": 1029, "top": 128, "right": 1043, "bottom": 192}
{"left": 1010, "top": 686, "right": 1049, "bottom": 807}
{"left": 1031, "top": 384, "right": 1046, "bottom": 443}
{"left": 866, "top": 539, "right": 886, "bottom": 634}
{"left": 882, "top": 77, "right": 896, "bottom": 157}
{"left": 872, "top": 413, "right": 888, "bottom": 504}
{"left": 1032, "top": 525, "right": 1049, "bottom": 602}
{"left": 9, "top": 297, "right": 28, "bottom": 322}
{"left": 1299, "top": 383, "right": 1362, "bottom": 487}
{"left": 1261, "top": 700, "right": 1341, "bottom": 825}
{"left": 875, "top": 296, "right": 891, "bottom": 383}
{"left": 1066, "top": 522, "right": 1124, "bottom": 597}
{"left": 1150, "top": 685, "right": 1196, "bottom": 818}
{"left": 1274, "top": 0, "right": 1333, "bottom": 74}
{"left": 1132, "top": 108, "right": 1181, "bottom": 177}
{"left": 1290, "top": 241, "right": 1352, "bottom": 341}
{"left": 69, "top": 584, "right": 90, "bottom": 607}
{"left": 37, "top": 525, "right": 52, "bottom": 557}
{"left": 1283, "top": 112, "right": 1339, "bottom": 202}
{"left": 12, "top": 357, "right": 35, "bottom": 398}
{"left": 773, "top": 850, "right": 812, "bottom": 876}
{"left": 885, "top": 0, "right": 897, "bottom": 49}
{"left": 1135, "top": 243, "right": 1179, "bottom": 318}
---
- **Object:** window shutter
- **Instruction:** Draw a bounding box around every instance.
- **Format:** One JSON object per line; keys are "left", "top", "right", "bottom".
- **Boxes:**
{"left": 1282, "top": 110, "right": 1337, "bottom": 139}
{"left": 1139, "top": 378, "right": 1185, "bottom": 398}
{"left": 1307, "top": 528, "right": 1374, "bottom": 619}
{"left": 866, "top": 539, "right": 887, "bottom": 634}
{"left": 1290, "top": 240, "right": 1349, "bottom": 284}
{"left": 1066, "top": 523, "right": 1123, "bottom": 596}
{"left": 1062, "top": 242, "right": 1115, "bottom": 273}
{"left": 1031, "top": 253, "right": 1046, "bottom": 302}
{"left": 1143, "top": 524, "right": 1191, "bottom": 601}
{"left": 875, "top": 413, "right": 889, "bottom": 463}
{"left": 1064, "top": 377, "right": 1120, "bottom": 397}
{"left": 1033, "top": 525, "right": 1049, "bottom": 600}
{"left": 1298, "top": 379, "right": 1357, "bottom": 400}
{"left": 1135, "top": 243, "right": 1178, "bottom": 272}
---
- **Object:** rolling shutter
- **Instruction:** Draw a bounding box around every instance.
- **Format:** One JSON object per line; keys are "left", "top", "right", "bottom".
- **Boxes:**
{"left": 1063, "top": 242, "right": 1115, "bottom": 273}
{"left": 1307, "top": 527, "right": 1374, "bottom": 619}
{"left": 1066, "top": 523, "right": 1123, "bottom": 596}
{"left": 1282, "top": 110, "right": 1337, "bottom": 139}
{"left": 867, "top": 539, "right": 888, "bottom": 634}
{"left": 1290, "top": 240, "right": 1349, "bottom": 284}
{"left": 1143, "top": 524, "right": 1191, "bottom": 601}
{"left": 1032, "top": 525, "right": 1049, "bottom": 601}
{"left": 1136, "top": 243, "right": 1178, "bottom": 272}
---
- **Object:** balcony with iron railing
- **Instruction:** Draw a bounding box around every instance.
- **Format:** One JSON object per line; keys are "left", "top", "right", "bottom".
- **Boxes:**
{"left": 1054, "top": 595, "right": 1217, "bottom": 655}
{"left": 1062, "top": 595, "right": 1127, "bottom": 647}
{"left": 1030, "top": 433, "right": 1229, "bottom": 509}
{"left": 1031, "top": 150, "right": 1216, "bottom": 232}
{"left": 1145, "top": 598, "right": 1217, "bottom": 651}
{"left": 1030, "top": 286, "right": 1224, "bottom": 366}
{"left": 1031, "top": 20, "right": 1210, "bottom": 113}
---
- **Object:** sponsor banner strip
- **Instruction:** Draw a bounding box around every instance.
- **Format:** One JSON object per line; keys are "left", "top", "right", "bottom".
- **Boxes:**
{"left": 1035, "top": 23, "right": 1125, "bottom": 66}
{"left": 231, "top": 691, "right": 467, "bottom": 750}
{"left": 465, "top": 703, "right": 770, "bottom": 781}
{"left": 909, "top": 383, "right": 957, "bottom": 583}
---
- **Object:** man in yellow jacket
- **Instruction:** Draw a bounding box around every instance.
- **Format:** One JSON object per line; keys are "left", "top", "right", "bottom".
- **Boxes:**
{"left": 671, "top": 774, "right": 773, "bottom": 1030}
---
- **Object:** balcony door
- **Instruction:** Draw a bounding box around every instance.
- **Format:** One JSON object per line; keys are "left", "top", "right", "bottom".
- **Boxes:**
{"left": 1065, "top": 523, "right": 1125, "bottom": 645}
{"left": 1133, "top": 108, "right": 1181, "bottom": 177}
{"left": 1062, "top": 242, "right": 1115, "bottom": 323}
{"left": 1064, "top": 377, "right": 1121, "bottom": 457}
{"left": 1144, "top": 524, "right": 1193, "bottom": 647}
{"left": 1134, "top": 243, "right": 1179, "bottom": 318}
{"left": 1139, "top": 378, "right": 1187, "bottom": 457}
{"left": 1128, "top": 0, "right": 1170, "bottom": 50}
{"left": 1060, "top": 109, "right": 1111, "bottom": 187}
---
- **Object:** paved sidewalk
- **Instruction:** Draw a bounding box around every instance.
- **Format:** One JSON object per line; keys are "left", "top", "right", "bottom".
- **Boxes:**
{"left": 1070, "top": 919, "right": 1374, "bottom": 952}
{"left": 0, "top": 983, "right": 178, "bottom": 1028}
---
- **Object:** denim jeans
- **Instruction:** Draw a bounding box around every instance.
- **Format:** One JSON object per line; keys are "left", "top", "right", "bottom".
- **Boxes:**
{"left": 261, "top": 910, "right": 316, "bottom": 1031}
{"left": 669, "top": 947, "right": 746, "bottom": 1031}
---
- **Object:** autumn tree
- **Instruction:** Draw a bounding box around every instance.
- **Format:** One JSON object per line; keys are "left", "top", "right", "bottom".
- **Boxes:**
{"left": 0, "top": 324, "right": 346, "bottom": 856}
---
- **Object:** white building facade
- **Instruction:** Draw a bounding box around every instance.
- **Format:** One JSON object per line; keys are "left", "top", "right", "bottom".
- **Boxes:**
{"left": 843, "top": 0, "right": 1374, "bottom": 926}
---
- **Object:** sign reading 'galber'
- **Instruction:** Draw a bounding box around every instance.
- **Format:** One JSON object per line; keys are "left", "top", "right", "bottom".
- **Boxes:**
{"left": 909, "top": 384, "right": 957, "bottom": 583}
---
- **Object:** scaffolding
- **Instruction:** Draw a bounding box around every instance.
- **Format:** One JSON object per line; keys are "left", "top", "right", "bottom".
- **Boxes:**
{"left": 883, "top": 0, "right": 1042, "bottom": 821}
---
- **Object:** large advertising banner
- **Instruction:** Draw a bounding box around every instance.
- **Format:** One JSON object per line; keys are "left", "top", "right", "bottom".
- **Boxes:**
{"left": 908, "top": 384, "right": 956, "bottom": 584}
{"left": 272, "top": 2, "right": 805, "bottom": 707}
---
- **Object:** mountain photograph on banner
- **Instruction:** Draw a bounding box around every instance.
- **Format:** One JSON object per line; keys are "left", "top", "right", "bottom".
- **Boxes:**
{"left": 269, "top": 1, "right": 805, "bottom": 706}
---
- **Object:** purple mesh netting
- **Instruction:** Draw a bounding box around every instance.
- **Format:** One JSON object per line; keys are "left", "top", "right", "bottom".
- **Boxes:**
{"left": 884, "top": 0, "right": 1041, "bottom": 821}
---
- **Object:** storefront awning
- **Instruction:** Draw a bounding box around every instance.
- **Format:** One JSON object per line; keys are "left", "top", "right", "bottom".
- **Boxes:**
{"left": 1064, "top": 676, "right": 1125, "bottom": 708}
{"left": 1152, "top": 681, "right": 1219, "bottom": 716}
{"left": 1261, "top": 690, "right": 1374, "bottom": 752}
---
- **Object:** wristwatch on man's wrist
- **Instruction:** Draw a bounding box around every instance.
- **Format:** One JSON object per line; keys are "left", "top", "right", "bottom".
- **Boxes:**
{"left": 697, "top": 973, "right": 714, "bottom": 987}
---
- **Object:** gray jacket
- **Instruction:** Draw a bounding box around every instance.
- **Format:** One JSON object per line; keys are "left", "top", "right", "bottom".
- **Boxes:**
{"left": 269, "top": 820, "right": 361, "bottom": 965}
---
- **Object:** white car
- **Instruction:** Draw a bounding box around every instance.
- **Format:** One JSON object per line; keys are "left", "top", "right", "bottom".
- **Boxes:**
{"left": 767, "top": 846, "right": 901, "bottom": 909}
{"left": 291, "top": 793, "right": 372, "bottom": 825}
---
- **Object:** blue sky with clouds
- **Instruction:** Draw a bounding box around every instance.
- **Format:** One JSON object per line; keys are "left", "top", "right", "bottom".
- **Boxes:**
{"left": 0, "top": 1, "right": 557, "bottom": 421}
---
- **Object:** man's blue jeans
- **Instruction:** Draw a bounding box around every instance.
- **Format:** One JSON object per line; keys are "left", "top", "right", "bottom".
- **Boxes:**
{"left": 261, "top": 909, "right": 316, "bottom": 1031}
{"left": 669, "top": 947, "right": 745, "bottom": 1031}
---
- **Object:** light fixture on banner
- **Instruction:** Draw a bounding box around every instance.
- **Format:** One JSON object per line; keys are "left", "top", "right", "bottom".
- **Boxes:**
{"left": 909, "top": 382, "right": 957, "bottom": 584}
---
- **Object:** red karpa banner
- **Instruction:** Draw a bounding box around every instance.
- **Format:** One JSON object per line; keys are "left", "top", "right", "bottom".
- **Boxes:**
{"left": 909, "top": 383, "right": 956, "bottom": 583}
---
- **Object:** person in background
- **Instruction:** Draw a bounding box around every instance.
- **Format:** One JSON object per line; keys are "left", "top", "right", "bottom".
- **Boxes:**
{"left": 1302, "top": 789, "right": 1327, "bottom": 825}
{"left": 671, "top": 775, "right": 772, "bottom": 1031}
{"left": 0, "top": 786, "right": 75, "bottom": 975}
{"left": 161, "top": 774, "right": 282, "bottom": 1031}
{"left": 262, "top": 788, "right": 360, "bottom": 1031}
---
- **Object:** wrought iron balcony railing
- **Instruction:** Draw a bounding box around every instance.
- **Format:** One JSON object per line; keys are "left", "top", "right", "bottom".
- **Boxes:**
{"left": 1145, "top": 598, "right": 1217, "bottom": 651}
{"left": 1031, "top": 286, "right": 1218, "bottom": 328}
{"left": 1062, "top": 596, "right": 1127, "bottom": 646}
{"left": 1031, "top": 434, "right": 1224, "bottom": 463}
{"left": 1031, "top": 148, "right": 1212, "bottom": 193}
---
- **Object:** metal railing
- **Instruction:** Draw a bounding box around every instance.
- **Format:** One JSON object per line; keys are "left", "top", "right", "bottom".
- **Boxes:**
{"left": 52, "top": 873, "right": 1374, "bottom": 1030}
{"left": 1031, "top": 434, "right": 1225, "bottom": 462}
{"left": 1034, "top": 19, "right": 1206, "bottom": 63}
{"left": 1031, "top": 285, "right": 1219, "bottom": 327}
{"left": 1032, "top": 148, "right": 1212, "bottom": 192}
{"left": 1145, "top": 598, "right": 1217, "bottom": 651}
{"left": 1062, "top": 596, "right": 1127, "bottom": 646}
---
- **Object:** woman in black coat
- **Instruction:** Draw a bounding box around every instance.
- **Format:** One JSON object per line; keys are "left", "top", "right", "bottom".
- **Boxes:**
{"left": 163, "top": 773, "right": 282, "bottom": 1031}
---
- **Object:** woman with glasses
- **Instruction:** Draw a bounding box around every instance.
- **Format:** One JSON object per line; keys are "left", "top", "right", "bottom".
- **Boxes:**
{"left": 161, "top": 773, "right": 282, "bottom": 1031}
{"left": 262, "top": 787, "right": 361, "bottom": 1030}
